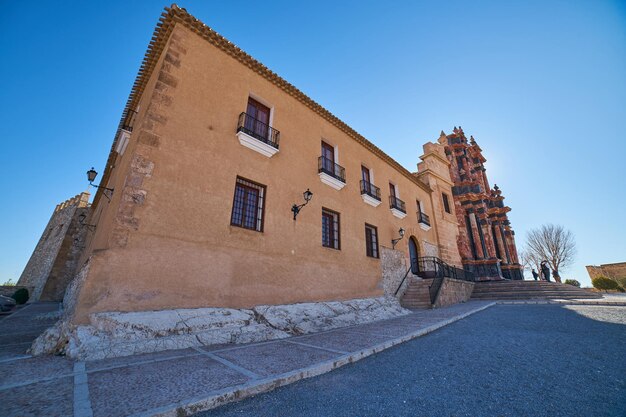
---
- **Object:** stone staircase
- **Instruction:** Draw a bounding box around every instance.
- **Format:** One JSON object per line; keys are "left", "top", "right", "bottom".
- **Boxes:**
{"left": 471, "top": 280, "right": 602, "bottom": 300}
{"left": 400, "top": 278, "right": 434, "bottom": 309}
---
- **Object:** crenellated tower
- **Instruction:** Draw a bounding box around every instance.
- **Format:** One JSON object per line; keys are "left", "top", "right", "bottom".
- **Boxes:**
{"left": 438, "top": 127, "right": 523, "bottom": 280}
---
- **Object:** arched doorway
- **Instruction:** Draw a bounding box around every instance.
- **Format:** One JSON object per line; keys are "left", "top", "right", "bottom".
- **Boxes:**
{"left": 408, "top": 236, "right": 419, "bottom": 275}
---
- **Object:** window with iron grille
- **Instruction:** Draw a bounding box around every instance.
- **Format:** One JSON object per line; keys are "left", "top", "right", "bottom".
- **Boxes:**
{"left": 442, "top": 192, "right": 451, "bottom": 214}
{"left": 230, "top": 177, "right": 266, "bottom": 232}
{"left": 365, "top": 224, "right": 379, "bottom": 258}
{"left": 322, "top": 208, "right": 340, "bottom": 249}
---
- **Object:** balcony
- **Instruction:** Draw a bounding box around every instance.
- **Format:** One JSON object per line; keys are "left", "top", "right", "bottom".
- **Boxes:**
{"left": 318, "top": 156, "right": 346, "bottom": 190}
{"left": 389, "top": 196, "right": 407, "bottom": 219}
{"left": 236, "top": 112, "right": 280, "bottom": 157}
{"left": 360, "top": 180, "right": 381, "bottom": 207}
{"left": 418, "top": 211, "right": 431, "bottom": 230}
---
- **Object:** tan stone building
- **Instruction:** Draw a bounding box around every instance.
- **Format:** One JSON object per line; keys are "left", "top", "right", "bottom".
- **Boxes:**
{"left": 24, "top": 5, "right": 465, "bottom": 325}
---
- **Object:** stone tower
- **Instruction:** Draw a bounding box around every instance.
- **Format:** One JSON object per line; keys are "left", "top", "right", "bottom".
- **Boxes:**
{"left": 439, "top": 127, "right": 523, "bottom": 280}
{"left": 17, "top": 192, "right": 91, "bottom": 301}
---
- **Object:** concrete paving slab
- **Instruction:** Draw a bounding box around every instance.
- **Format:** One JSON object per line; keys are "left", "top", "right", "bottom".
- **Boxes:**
{"left": 213, "top": 340, "right": 341, "bottom": 377}
{"left": 0, "top": 343, "right": 32, "bottom": 361}
{"left": 0, "top": 355, "right": 73, "bottom": 388}
{"left": 0, "top": 376, "right": 73, "bottom": 417}
{"left": 292, "top": 328, "right": 392, "bottom": 352}
{"left": 0, "top": 331, "right": 51, "bottom": 345}
{"left": 88, "top": 355, "right": 249, "bottom": 417}
{"left": 86, "top": 348, "right": 199, "bottom": 372}
{"left": 349, "top": 320, "right": 427, "bottom": 338}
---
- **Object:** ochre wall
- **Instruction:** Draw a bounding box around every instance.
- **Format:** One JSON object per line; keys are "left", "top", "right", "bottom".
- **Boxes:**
{"left": 70, "top": 24, "right": 460, "bottom": 323}
{"left": 587, "top": 263, "right": 626, "bottom": 286}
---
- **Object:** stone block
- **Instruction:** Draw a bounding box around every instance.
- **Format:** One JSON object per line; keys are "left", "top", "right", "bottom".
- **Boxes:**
{"left": 29, "top": 296, "right": 409, "bottom": 360}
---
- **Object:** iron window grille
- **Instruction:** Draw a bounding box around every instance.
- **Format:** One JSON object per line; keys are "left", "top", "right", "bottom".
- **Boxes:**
{"left": 365, "top": 224, "right": 379, "bottom": 258}
{"left": 322, "top": 208, "right": 341, "bottom": 249}
{"left": 230, "top": 177, "right": 266, "bottom": 232}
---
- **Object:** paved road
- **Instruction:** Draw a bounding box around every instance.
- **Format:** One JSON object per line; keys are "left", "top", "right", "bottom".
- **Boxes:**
{"left": 197, "top": 305, "right": 626, "bottom": 417}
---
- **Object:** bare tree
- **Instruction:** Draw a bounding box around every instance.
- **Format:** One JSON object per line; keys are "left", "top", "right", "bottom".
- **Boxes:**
{"left": 519, "top": 249, "right": 541, "bottom": 279}
{"left": 525, "top": 224, "right": 576, "bottom": 283}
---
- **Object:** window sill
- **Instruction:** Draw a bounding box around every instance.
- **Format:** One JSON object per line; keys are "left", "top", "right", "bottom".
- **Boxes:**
{"left": 236, "top": 131, "right": 279, "bottom": 157}
{"left": 230, "top": 224, "right": 263, "bottom": 233}
{"left": 390, "top": 208, "right": 407, "bottom": 219}
{"left": 361, "top": 193, "right": 381, "bottom": 207}
{"left": 319, "top": 172, "right": 346, "bottom": 190}
{"left": 419, "top": 223, "right": 432, "bottom": 231}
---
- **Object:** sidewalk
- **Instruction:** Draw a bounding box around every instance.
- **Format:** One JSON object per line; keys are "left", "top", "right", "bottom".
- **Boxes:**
{"left": 0, "top": 301, "right": 494, "bottom": 417}
{"left": 496, "top": 294, "right": 626, "bottom": 305}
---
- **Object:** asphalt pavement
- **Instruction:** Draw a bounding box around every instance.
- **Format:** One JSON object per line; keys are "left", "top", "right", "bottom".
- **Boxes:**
{"left": 196, "top": 304, "right": 626, "bottom": 417}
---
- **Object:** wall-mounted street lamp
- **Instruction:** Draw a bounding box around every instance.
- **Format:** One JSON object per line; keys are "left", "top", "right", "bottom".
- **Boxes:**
{"left": 291, "top": 189, "right": 313, "bottom": 220}
{"left": 78, "top": 213, "right": 96, "bottom": 231}
{"left": 391, "top": 227, "right": 405, "bottom": 249}
{"left": 86, "top": 167, "right": 114, "bottom": 201}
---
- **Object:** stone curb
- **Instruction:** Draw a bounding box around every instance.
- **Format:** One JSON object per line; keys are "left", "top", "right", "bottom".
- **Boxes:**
{"left": 495, "top": 300, "right": 626, "bottom": 306}
{"left": 131, "top": 301, "right": 496, "bottom": 417}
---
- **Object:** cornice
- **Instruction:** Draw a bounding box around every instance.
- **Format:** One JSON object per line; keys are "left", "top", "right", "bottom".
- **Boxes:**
{"left": 415, "top": 170, "right": 454, "bottom": 187}
{"left": 419, "top": 151, "right": 450, "bottom": 166}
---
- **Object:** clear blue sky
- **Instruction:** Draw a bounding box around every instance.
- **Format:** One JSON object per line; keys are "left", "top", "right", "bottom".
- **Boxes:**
{"left": 1, "top": 1, "right": 625, "bottom": 287}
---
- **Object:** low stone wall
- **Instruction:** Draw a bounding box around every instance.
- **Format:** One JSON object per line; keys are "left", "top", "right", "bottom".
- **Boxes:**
{"left": 0, "top": 286, "right": 32, "bottom": 298}
{"left": 433, "top": 278, "right": 474, "bottom": 308}
{"left": 30, "top": 296, "right": 410, "bottom": 360}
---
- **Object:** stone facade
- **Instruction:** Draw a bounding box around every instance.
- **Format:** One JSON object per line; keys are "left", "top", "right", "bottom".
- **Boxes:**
{"left": 415, "top": 142, "right": 463, "bottom": 267}
{"left": 433, "top": 278, "right": 474, "bottom": 308}
{"left": 586, "top": 262, "right": 626, "bottom": 287}
{"left": 17, "top": 192, "right": 90, "bottom": 301}
{"left": 438, "top": 127, "right": 523, "bottom": 281}
{"left": 381, "top": 246, "right": 410, "bottom": 296}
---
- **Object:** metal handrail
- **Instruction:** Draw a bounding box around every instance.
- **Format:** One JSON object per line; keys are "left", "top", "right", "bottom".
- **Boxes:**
{"left": 318, "top": 156, "right": 346, "bottom": 182}
{"left": 360, "top": 180, "right": 381, "bottom": 201}
{"left": 389, "top": 196, "right": 406, "bottom": 213}
{"left": 394, "top": 256, "right": 474, "bottom": 304}
{"left": 237, "top": 112, "right": 280, "bottom": 149}
{"left": 394, "top": 266, "right": 413, "bottom": 297}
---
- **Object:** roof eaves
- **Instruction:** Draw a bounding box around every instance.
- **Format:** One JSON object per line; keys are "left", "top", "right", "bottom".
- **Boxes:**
{"left": 93, "top": 4, "right": 431, "bottom": 207}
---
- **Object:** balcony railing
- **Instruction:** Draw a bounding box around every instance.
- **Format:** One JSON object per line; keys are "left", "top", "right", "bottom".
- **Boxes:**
{"left": 318, "top": 156, "right": 346, "bottom": 183}
{"left": 389, "top": 196, "right": 406, "bottom": 213}
{"left": 360, "top": 180, "right": 381, "bottom": 201}
{"left": 418, "top": 211, "right": 431, "bottom": 227}
{"left": 237, "top": 112, "right": 280, "bottom": 149}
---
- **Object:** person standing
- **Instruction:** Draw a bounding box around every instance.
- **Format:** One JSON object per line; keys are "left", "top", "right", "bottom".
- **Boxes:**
{"left": 532, "top": 269, "right": 539, "bottom": 281}
{"left": 541, "top": 261, "right": 551, "bottom": 282}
